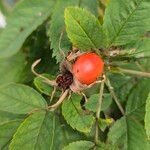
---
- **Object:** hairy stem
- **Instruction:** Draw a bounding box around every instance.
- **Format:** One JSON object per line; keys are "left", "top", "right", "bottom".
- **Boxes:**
{"left": 47, "top": 89, "right": 69, "bottom": 110}
{"left": 31, "top": 59, "right": 57, "bottom": 86}
{"left": 105, "top": 77, "right": 125, "bottom": 115}
{"left": 95, "top": 81, "right": 105, "bottom": 145}
{"left": 118, "top": 67, "right": 150, "bottom": 78}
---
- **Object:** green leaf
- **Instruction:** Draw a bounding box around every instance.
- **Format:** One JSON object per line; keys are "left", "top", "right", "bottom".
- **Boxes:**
{"left": 126, "top": 79, "right": 150, "bottom": 120}
{"left": 63, "top": 141, "right": 94, "bottom": 150}
{"left": 108, "top": 116, "right": 149, "bottom": 150}
{"left": 48, "top": 0, "right": 98, "bottom": 62}
{"left": 145, "top": 93, "right": 150, "bottom": 139}
{"left": 9, "top": 111, "right": 57, "bottom": 150}
{"left": 0, "top": 52, "right": 26, "bottom": 86}
{"left": 0, "top": 120, "right": 22, "bottom": 149}
{"left": 103, "top": 0, "right": 150, "bottom": 47}
{"left": 9, "top": 110, "right": 86, "bottom": 150}
{"left": 48, "top": 0, "right": 79, "bottom": 62}
{"left": 34, "top": 74, "right": 55, "bottom": 96}
{"left": 108, "top": 73, "right": 135, "bottom": 102}
{"left": 80, "top": 0, "right": 98, "bottom": 16}
{"left": 62, "top": 93, "right": 94, "bottom": 133}
{"left": 65, "top": 7, "right": 106, "bottom": 51}
{"left": 0, "top": 83, "right": 46, "bottom": 114}
{"left": 0, "top": 110, "right": 25, "bottom": 125}
{"left": 85, "top": 93, "right": 112, "bottom": 112}
{"left": 132, "top": 38, "right": 150, "bottom": 58}
{"left": 0, "top": 0, "right": 55, "bottom": 59}
{"left": 56, "top": 122, "right": 87, "bottom": 149}
{"left": 99, "top": 118, "right": 113, "bottom": 132}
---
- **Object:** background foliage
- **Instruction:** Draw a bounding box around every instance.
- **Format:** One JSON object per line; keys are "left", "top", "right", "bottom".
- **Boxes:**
{"left": 0, "top": 0, "right": 150, "bottom": 149}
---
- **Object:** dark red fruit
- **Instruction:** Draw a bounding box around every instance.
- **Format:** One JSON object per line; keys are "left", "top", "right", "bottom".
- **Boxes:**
{"left": 56, "top": 72, "right": 73, "bottom": 90}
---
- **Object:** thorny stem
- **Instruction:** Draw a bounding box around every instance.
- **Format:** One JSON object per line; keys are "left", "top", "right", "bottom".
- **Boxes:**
{"left": 31, "top": 59, "right": 57, "bottom": 86}
{"left": 94, "top": 79, "right": 105, "bottom": 145}
{"left": 118, "top": 67, "right": 150, "bottom": 78}
{"left": 105, "top": 77, "right": 125, "bottom": 115}
{"left": 47, "top": 89, "right": 69, "bottom": 110}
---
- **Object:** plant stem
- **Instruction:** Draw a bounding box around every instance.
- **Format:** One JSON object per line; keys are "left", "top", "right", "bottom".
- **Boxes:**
{"left": 31, "top": 59, "right": 57, "bottom": 86}
{"left": 47, "top": 89, "right": 69, "bottom": 110}
{"left": 105, "top": 77, "right": 125, "bottom": 115}
{"left": 95, "top": 81, "right": 105, "bottom": 145}
{"left": 118, "top": 67, "right": 150, "bottom": 78}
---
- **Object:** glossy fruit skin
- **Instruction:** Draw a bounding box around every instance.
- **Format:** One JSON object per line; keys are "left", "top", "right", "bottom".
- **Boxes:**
{"left": 72, "top": 53, "right": 104, "bottom": 85}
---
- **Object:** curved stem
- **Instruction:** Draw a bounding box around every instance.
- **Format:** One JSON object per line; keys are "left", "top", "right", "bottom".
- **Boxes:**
{"left": 47, "top": 89, "right": 69, "bottom": 110}
{"left": 95, "top": 80, "right": 105, "bottom": 145}
{"left": 50, "top": 86, "right": 56, "bottom": 102}
{"left": 105, "top": 77, "right": 125, "bottom": 115}
{"left": 31, "top": 59, "right": 57, "bottom": 86}
{"left": 118, "top": 67, "right": 150, "bottom": 78}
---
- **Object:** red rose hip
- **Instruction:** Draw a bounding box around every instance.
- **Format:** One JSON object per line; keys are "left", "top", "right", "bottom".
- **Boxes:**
{"left": 72, "top": 53, "right": 104, "bottom": 85}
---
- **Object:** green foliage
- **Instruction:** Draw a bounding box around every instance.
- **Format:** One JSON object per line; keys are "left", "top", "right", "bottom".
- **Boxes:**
{"left": 62, "top": 93, "right": 94, "bottom": 133}
{"left": 63, "top": 141, "right": 94, "bottom": 150}
{"left": 0, "top": 0, "right": 150, "bottom": 149}
{"left": 10, "top": 111, "right": 55, "bottom": 149}
{"left": 85, "top": 93, "right": 112, "bottom": 112}
{"left": 48, "top": 0, "right": 99, "bottom": 62}
{"left": 0, "top": 52, "right": 26, "bottom": 85}
{"left": 145, "top": 93, "right": 150, "bottom": 139}
{"left": 0, "top": 120, "right": 22, "bottom": 149}
{"left": 108, "top": 116, "right": 149, "bottom": 149}
{"left": 132, "top": 38, "right": 150, "bottom": 58}
{"left": 0, "top": 0, "right": 55, "bottom": 59}
{"left": 80, "top": 0, "right": 98, "bottom": 16}
{"left": 103, "top": 0, "right": 150, "bottom": 47}
{"left": 126, "top": 79, "right": 150, "bottom": 120}
{"left": 47, "top": 0, "right": 79, "bottom": 62}
{"left": 0, "top": 83, "right": 46, "bottom": 114}
{"left": 65, "top": 7, "right": 106, "bottom": 51}
{"left": 0, "top": 110, "right": 25, "bottom": 124}
{"left": 34, "top": 74, "right": 56, "bottom": 96}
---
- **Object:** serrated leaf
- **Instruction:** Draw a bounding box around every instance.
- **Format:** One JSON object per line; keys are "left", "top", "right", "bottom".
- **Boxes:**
{"left": 65, "top": 7, "right": 106, "bottom": 51}
{"left": 9, "top": 111, "right": 79, "bottom": 150}
{"left": 48, "top": 0, "right": 79, "bottom": 62}
{"left": 63, "top": 141, "right": 94, "bottom": 150}
{"left": 103, "top": 0, "right": 150, "bottom": 47}
{"left": 0, "top": 83, "right": 46, "bottom": 114}
{"left": 126, "top": 79, "right": 150, "bottom": 120}
{"left": 145, "top": 93, "right": 150, "bottom": 139}
{"left": 34, "top": 74, "right": 55, "bottom": 96}
{"left": 62, "top": 93, "right": 94, "bottom": 133}
{"left": 85, "top": 93, "right": 112, "bottom": 112}
{"left": 0, "top": 120, "right": 22, "bottom": 149}
{"left": 9, "top": 111, "right": 57, "bottom": 150}
{"left": 108, "top": 116, "right": 148, "bottom": 150}
{"left": 0, "top": 0, "right": 55, "bottom": 59}
{"left": 48, "top": 0, "right": 98, "bottom": 62}
{"left": 0, "top": 52, "right": 26, "bottom": 86}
